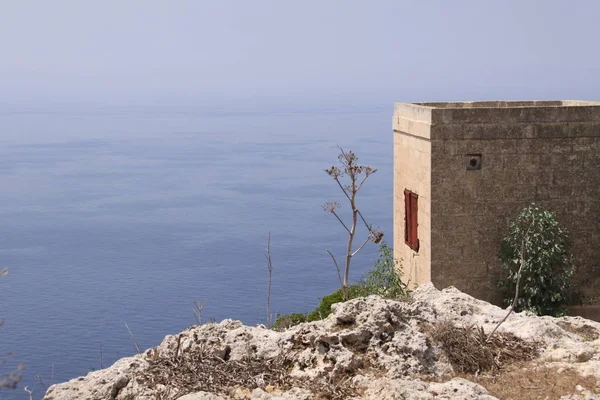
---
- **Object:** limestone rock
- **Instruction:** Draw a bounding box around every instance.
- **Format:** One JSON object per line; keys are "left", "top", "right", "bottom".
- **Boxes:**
{"left": 356, "top": 376, "right": 498, "bottom": 400}
{"left": 177, "top": 392, "right": 228, "bottom": 400}
{"left": 43, "top": 283, "right": 600, "bottom": 400}
{"left": 43, "top": 357, "right": 147, "bottom": 400}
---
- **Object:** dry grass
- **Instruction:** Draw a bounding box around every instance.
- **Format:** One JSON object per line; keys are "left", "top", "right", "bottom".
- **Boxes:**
{"left": 135, "top": 343, "right": 358, "bottom": 400}
{"left": 467, "top": 364, "right": 599, "bottom": 400}
{"left": 426, "top": 320, "right": 539, "bottom": 374}
{"left": 424, "top": 321, "right": 598, "bottom": 399}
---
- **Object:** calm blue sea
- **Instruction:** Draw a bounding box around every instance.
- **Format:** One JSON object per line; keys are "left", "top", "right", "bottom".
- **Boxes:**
{"left": 0, "top": 105, "right": 393, "bottom": 399}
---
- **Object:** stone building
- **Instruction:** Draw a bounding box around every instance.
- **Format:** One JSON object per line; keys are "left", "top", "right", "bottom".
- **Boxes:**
{"left": 393, "top": 100, "right": 600, "bottom": 304}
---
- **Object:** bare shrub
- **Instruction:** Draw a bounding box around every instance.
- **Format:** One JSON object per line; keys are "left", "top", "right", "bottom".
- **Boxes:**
{"left": 428, "top": 320, "right": 538, "bottom": 374}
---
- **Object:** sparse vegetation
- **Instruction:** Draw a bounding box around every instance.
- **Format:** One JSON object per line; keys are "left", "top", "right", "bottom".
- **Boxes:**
{"left": 358, "top": 241, "right": 410, "bottom": 299}
{"left": 427, "top": 320, "right": 538, "bottom": 374}
{"left": 498, "top": 203, "right": 575, "bottom": 317}
{"left": 273, "top": 242, "right": 409, "bottom": 330}
{"left": 272, "top": 285, "right": 365, "bottom": 330}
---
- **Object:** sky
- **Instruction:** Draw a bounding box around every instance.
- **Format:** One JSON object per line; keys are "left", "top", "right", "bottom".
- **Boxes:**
{"left": 1, "top": 0, "right": 599, "bottom": 109}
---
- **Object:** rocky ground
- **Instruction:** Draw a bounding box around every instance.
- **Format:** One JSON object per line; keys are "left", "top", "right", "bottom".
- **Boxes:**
{"left": 43, "top": 284, "right": 600, "bottom": 399}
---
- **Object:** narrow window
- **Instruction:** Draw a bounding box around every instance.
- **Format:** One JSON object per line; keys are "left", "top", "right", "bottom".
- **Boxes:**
{"left": 404, "top": 189, "right": 419, "bottom": 251}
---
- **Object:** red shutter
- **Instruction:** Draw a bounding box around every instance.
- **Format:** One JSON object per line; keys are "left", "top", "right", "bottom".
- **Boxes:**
{"left": 404, "top": 189, "right": 410, "bottom": 245}
{"left": 410, "top": 192, "right": 419, "bottom": 251}
{"left": 404, "top": 189, "right": 419, "bottom": 252}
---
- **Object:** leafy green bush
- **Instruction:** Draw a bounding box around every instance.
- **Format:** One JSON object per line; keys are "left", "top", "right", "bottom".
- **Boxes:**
{"left": 306, "top": 284, "right": 364, "bottom": 321}
{"left": 359, "top": 242, "right": 410, "bottom": 299}
{"left": 272, "top": 242, "right": 410, "bottom": 330}
{"left": 271, "top": 313, "right": 308, "bottom": 330}
{"left": 498, "top": 203, "right": 575, "bottom": 317}
{"left": 272, "top": 285, "right": 364, "bottom": 330}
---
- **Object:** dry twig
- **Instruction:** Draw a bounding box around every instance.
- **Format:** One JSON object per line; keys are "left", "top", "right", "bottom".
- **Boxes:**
{"left": 265, "top": 232, "right": 274, "bottom": 327}
{"left": 135, "top": 345, "right": 357, "bottom": 400}
{"left": 125, "top": 322, "right": 141, "bottom": 355}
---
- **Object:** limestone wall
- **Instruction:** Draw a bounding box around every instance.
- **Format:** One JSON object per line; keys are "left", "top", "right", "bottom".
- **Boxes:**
{"left": 393, "top": 105, "right": 432, "bottom": 288}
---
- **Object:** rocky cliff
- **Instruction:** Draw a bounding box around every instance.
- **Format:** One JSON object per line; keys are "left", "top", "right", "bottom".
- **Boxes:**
{"left": 44, "top": 284, "right": 600, "bottom": 399}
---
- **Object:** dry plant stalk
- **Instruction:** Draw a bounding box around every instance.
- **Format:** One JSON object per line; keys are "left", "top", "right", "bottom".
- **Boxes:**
{"left": 324, "top": 148, "right": 383, "bottom": 300}
{"left": 125, "top": 322, "right": 141, "bottom": 355}
{"left": 36, "top": 373, "right": 47, "bottom": 391}
{"left": 327, "top": 249, "right": 343, "bottom": 289}
{"left": 100, "top": 342, "right": 105, "bottom": 369}
{"left": 24, "top": 386, "right": 33, "bottom": 400}
{"left": 265, "top": 232, "right": 274, "bottom": 327}
{"left": 193, "top": 301, "right": 205, "bottom": 325}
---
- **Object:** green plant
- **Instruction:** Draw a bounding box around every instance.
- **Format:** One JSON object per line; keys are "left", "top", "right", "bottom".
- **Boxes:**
{"left": 324, "top": 148, "right": 383, "bottom": 300}
{"left": 498, "top": 203, "right": 575, "bottom": 317}
{"left": 272, "top": 244, "right": 411, "bottom": 330}
{"left": 359, "top": 242, "right": 410, "bottom": 299}
{"left": 272, "top": 313, "right": 309, "bottom": 330}
{"left": 271, "top": 285, "right": 364, "bottom": 330}
{"left": 306, "top": 285, "right": 364, "bottom": 321}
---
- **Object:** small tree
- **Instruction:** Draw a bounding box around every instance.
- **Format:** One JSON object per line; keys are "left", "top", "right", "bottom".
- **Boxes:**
{"left": 498, "top": 203, "right": 575, "bottom": 317}
{"left": 324, "top": 148, "right": 383, "bottom": 300}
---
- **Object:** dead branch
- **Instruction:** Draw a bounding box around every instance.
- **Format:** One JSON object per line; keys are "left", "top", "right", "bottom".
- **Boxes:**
{"left": 327, "top": 250, "right": 343, "bottom": 288}
{"left": 100, "top": 342, "right": 105, "bottom": 369}
{"left": 330, "top": 210, "right": 351, "bottom": 234}
{"left": 36, "top": 373, "right": 47, "bottom": 391}
{"left": 125, "top": 322, "right": 142, "bottom": 355}
{"left": 24, "top": 386, "right": 33, "bottom": 400}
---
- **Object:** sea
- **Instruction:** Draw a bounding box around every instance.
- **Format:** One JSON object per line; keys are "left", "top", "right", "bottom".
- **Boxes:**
{"left": 0, "top": 104, "right": 393, "bottom": 399}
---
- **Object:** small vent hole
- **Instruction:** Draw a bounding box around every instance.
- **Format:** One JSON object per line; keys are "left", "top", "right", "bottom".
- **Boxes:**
{"left": 466, "top": 154, "right": 482, "bottom": 170}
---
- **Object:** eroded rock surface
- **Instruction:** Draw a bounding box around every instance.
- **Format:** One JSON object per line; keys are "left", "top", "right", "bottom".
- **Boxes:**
{"left": 43, "top": 283, "right": 600, "bottom": 399}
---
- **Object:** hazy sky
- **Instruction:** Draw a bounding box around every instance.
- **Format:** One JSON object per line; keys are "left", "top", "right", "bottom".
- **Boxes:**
{"left": 1, "top": 1, "right": 599, "bottom": 107}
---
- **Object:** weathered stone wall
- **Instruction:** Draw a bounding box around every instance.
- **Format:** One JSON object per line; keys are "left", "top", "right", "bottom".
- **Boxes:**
{"left": 394, "top": 101, "right": 600, "bottom": 305}
{"left": 393, "top": 104, "right": 432, "bottom": 288}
